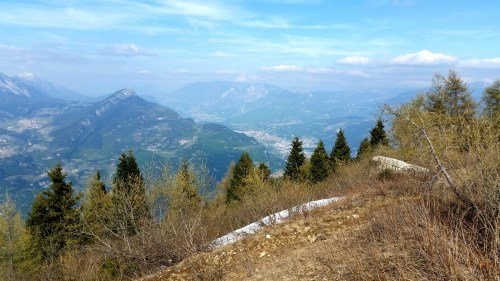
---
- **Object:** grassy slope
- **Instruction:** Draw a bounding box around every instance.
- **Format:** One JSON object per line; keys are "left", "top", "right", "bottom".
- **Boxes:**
{"left": 142, "top": 156, "right": 499, "bottom": 281}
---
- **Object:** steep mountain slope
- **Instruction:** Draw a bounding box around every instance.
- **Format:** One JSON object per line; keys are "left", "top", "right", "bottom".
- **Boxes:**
{"left": 165, "top": 81, "right": 305, "bottom": 123}
{"left": 12, "top": 72, "right": 87, "bottom": 101}
{"left": 0, "top": 72, "right": 62, "bottom": 117}
{"left": 0, "top": 87, "right": 279, "bottom": 212}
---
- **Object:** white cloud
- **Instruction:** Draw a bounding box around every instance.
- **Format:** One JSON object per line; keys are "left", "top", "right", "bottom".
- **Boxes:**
{"left": 153, "top": 0, "right": 250, "bottom": 21}
{"left": 460, "top": 58, "right": 500, "bottom": 68}
{"left": 338, "top": 56, "right": 373, "bottom": 65}
{"left": 390, "top": 50, "right": 457, "bottom": 65}
{"left": 336, "top": 51, "right": 500, "bottom": 70}
{"left": 261, "top": 65, "right": 303, "bottom": 71}
{"left": 102, "top": 44, "right": 157, "bottom": 57}
{"left": 261, "top": 65, "right": 333, "bottom": 73}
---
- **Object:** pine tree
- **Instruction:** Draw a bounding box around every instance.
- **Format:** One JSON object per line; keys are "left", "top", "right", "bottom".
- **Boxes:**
{"left": 111, "top": 150, "right": 149, "bottom": 234}
{"left": 113, "top": 150, "right": 143, "bottom": 194}
{"left": 330, "top": 129, "right": 351, "bottom": 170}
{"left": 356, "top": 137, "right": 372, "bottom": 159}
{"left": 284, "top": 137, "right": 306, "bottom": 181}
{"left": 26, "top": 164, "right": 81, "bottom": 261}
{"left": 370, "top": 119, "right": 389, "bottom": 147}
{"left": 482, "top": 80, "right": 499, "bottom": 119}
{"left": 425, "top": 70, "right": 476, "bottom": 120}
{"left": 226, "top": 152, "right": 254, "bottom": 203}
{"left": 0, "top": 195, "right": 29, "bottom": 280}
{"left": 310, "top": 140, "right": 330, "bottom": 183}
{"left": 257, "top": 162, "right": 271, "bottom": 181}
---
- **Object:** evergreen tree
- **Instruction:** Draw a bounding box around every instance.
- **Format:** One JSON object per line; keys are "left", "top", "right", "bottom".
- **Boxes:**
{"left": 356, "top": 137, "right": 372, "bottom": 159}
{"left": 284, "top": 137, "right": 306, "bottom": 181}
{"left": 330, "top": 129, "right": 351, "bottom": 170}
{"left": 424, "top": 70, "right": 476, "bottom": 120}
{"left": 482, "top": 80, "right": 499, "bottom": 119}
{"left": 26, "top": 164, "right": 81, "bottom": 261}
{"left": 226, "top": 152, "right": 254, "bottom": 203}
{"left": 111, "top": 150, "right": 149, "bottom": 234}
{"left": 0, "top": 195, "right": 29, "bottom": 280}
{"left": 310, "top": 140, "right": 330, "bottom": 183}
{"left": 257, "top": 162, "right": 271, "bottom": 181}
{"left": 113, "top": 150, "right": 143, "bottom": 194}
{"left": 370, "top": 119, "right": 389, "bottom": 147}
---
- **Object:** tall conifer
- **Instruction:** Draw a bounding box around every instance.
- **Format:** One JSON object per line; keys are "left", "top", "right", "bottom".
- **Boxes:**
{"left": 330, "top": 129, "right": 351, "bottom": 170}
{"left": 370, "top": 119, "right": 389, "bottom": 147}
{"left": 26, "top": 164, "right": 81, "bottom": 261}
{"left": 226, "top": 152, "right": 254, "bottom": 202}
{"left": 310, "top": 141, "right": 329, "bottom": 183}
{"left": 284, "top": 137, "right": 306, "bottom": 181}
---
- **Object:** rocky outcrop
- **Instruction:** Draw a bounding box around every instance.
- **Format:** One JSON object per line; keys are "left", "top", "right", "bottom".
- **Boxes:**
{"left": 372, "top": 156, "right": 429, "bottom": 173}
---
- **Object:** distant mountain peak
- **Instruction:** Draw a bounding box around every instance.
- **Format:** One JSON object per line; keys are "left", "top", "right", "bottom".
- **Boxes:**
{"left": 111, "top": 88, "right": 136, "bottom": 99}
{"left": 0, "top": 73, "right": 30, "bottom": 97}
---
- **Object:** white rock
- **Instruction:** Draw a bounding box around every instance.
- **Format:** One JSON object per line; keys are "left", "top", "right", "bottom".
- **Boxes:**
{"left": 372, "top": 156, "right": 429, "bottom": 173}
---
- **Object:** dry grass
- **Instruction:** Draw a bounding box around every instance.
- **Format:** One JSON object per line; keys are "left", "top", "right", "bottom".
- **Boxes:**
{"left": 143, "top": 152, "right": 499, "bottom": 281}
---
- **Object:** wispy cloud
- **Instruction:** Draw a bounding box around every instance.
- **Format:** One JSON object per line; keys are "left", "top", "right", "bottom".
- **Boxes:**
{"left": 101, "top": 44, "right": 157, "bottom": 57}
{"left": 261, "top": 65, "right": 303, "bottom": 71}
{"left": 261, "top": 64, "right": 334, "bottom": 73}
{"left": 0, "top": 6, "right": 127, "bottom": 29}
{"left": 460, "top": 58, "right": 500, "bottom": 68}
{"left": 0, "top": 44, "right": 78, "bottom": 62}
{"left": 338, "top": 56, "right": 373, "bottom": 65}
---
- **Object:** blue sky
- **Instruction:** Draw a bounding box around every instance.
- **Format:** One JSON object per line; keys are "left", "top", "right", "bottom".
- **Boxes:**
{"left": 0, "top": 0, "right": 499, "bottom": 96}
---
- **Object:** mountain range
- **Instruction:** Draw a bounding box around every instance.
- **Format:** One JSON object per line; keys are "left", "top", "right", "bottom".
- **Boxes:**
{"left": 0, "top": 72, "right": 490, "bottom": 211}
{"left": 0, "top": 73, "right": 279, "bottom": 212}
{"left": 162, "top": 81, "right": 489, "bottom": 157}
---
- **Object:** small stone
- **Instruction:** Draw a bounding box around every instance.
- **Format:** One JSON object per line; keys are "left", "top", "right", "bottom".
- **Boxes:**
{"left": 352, "top": 214, "right": 359, "bottom": 219}
{"left": 260, "top": 252, "right": 267, "bottom": 257}
{"left": 265, "top": 234, "right": 271, "bottom": 239}
{"left": 307, "top": 235, "right": 317, "bottom": 243}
